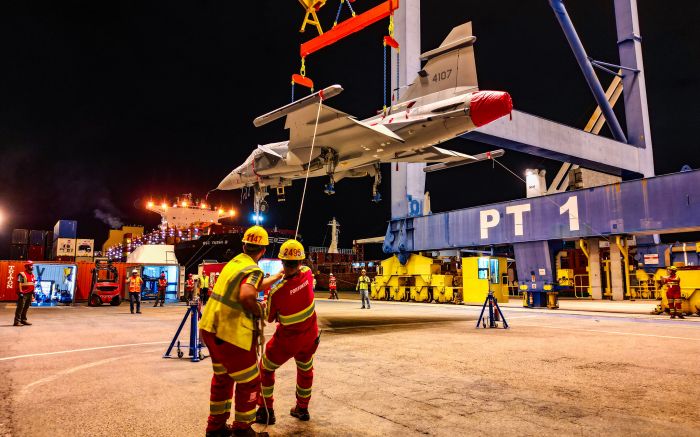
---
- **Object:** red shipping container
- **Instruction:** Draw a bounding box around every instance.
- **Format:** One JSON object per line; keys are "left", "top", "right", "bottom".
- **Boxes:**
{"left": 28, "top": 245, "right": 45, "bottom": 261}
{"left": 0, "top": 261, "right": 31, "bottom": 301}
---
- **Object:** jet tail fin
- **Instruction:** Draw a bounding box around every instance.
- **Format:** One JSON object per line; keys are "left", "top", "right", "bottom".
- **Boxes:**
{"left": 400, "top": 22, "right": 478, "bottom": 102}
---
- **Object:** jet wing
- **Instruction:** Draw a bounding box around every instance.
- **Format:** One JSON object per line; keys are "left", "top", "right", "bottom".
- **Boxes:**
{"left": 284, "top": 103, "right": 404, "bottom": 165}
{"left": 389, "top": 146, "right": 476, "bottom": 163}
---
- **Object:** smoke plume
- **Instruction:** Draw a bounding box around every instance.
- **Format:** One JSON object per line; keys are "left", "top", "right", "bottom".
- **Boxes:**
{"left": 93, "top": 209, "right": 124, "bottom": 229}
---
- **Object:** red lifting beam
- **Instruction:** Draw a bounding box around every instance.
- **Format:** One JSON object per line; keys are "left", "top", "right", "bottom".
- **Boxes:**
{"left": 300, "top": 0, "right": 399, "bottom": 58}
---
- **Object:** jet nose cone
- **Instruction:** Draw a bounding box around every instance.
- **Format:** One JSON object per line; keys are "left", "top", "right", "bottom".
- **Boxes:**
{"left": 469, "top": 91, "right": 513, "bottom": 127}
{"left": 217, "top": 172, "right": 242, "bottom": 190}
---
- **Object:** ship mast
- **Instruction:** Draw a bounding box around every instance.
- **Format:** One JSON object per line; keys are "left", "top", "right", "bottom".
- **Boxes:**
{"left": 327, "top": 218, "right": 340, "bottom": 254}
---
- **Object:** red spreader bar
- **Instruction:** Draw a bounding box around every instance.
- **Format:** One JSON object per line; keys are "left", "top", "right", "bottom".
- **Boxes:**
{"left": 292, "top": 74, "right": 314, "bottom": 90}
{"left": 300, "top": 0, "right": 399, "bottom": 58}
{"left": 383, "top": 35, "right": 399, "bottom": 49}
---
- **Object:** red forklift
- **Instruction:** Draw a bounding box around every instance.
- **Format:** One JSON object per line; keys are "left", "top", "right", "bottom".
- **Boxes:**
{"left": 88, "top": 258, "right": 123, "bottom": 306}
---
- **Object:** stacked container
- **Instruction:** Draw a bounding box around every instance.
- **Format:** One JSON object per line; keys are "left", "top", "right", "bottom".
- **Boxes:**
{"left": 28, "top": 230, "right": 46, "bottom": 261}
{"left": 52, "top": 220, "right": 78, "bottom": 261}
{"left": 10, "top": 229, "right": 29, "bottom": 260}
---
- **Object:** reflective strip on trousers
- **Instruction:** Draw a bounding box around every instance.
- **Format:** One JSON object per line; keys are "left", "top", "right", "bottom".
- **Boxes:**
{"left": 295, "top": 356, "right": 314, "bottom": 372}
{"left": 262, "top": 354, "right": 281, "bottom": 372}
{"left": 296, "top": 384, "right": 312, "bottom": 398}
{"left": 212, "top": 362, "right": 227, "bottom": 375}
{"left": 279, "top": 302, "right": 315, "bottom": 326}
{"left": 229, "top": 363, "right": 259, "bottom": 383}
{"left": 234, "top": 408, "right": 257, "bottom": 423}
{"left": 261, "top": 385, "right": 274, "bottom": 398}
{"left": 210, "top": 399, "right": 232, "bottom": 415}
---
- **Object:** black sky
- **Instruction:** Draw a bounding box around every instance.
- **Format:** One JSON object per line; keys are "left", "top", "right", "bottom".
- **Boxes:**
{"left": 0, "top": 1, "right": 699, "bottom": 256}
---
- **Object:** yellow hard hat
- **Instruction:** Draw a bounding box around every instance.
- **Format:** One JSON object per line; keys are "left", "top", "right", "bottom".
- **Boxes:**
{"left": 667, "top": 265, "right": 678, "bottom": 272}
{"left": 278, "top": 239, "right": 305, "bottom": 260}
{"left": 242, "top": 225, "right": 269, "bottom": 246}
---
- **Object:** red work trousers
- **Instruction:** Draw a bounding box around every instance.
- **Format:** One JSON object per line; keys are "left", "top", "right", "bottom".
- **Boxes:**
{"left": 201, "top": 330, "right": 260, "bottom": 432}
{"left": 666, "top": 288, "right": 682, "bottom": 313}
{"left": 259, "top": 330, "right": 318, "bottom": 409}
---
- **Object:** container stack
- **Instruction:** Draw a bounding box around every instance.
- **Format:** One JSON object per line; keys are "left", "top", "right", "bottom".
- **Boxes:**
{"left": 28, "top": 230, "right": 47, "bottom": 261}
{"left": 52, "top": 220, "right": 78, "bottom": 261}
{"left": 10, "top": 229, "right": 29, "bottom": 260}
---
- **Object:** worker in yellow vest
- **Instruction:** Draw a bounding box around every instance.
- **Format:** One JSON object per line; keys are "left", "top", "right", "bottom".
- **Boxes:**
{"left": 357, "top": 268, "right": 371, "bottom": 309}
{"left": 199, "top": 226, "right": 283, "bottom": 437}
{"left": 200, "top": 271, "right": 211, "bottom": 305}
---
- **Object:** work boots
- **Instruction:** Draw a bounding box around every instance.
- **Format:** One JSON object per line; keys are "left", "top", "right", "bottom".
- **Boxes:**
{"left": 232, "top": 427, "right": 269, "bottom": 437}
{"left": 290, "top": 406, "right": 310, "bottom": 421}
{"left": 205, "top": 424, "right": 233, "bottom": 437}
{"left": 20, "top": 320, "right": 32, "bottom": 325}
{"left": 255, "top": 407, "right": 276, "bottom": 425}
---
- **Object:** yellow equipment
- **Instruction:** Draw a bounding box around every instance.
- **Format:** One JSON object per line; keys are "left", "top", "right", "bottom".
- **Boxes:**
{"left": 654, "top": 267, "right": 700, "bottom": 316}
{"left": 370, "top": 254, "right": 511, "bottom": 305}
{"left": 371, "top": 254, "right": 459, "bottom": 303}
{"left": 461, "top": 257, "right": 509, "bottom": 304}
{"left": 242, "top": 226, "right": 269, "bottom": 246}
{"left": 278, "top": 239, "right": 305, "bottom": 260}
{"left": 298, "top": 0, "right": 327, "bottom": 35}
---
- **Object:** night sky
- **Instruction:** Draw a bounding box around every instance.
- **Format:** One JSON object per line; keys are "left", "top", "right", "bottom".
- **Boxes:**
{"left": 0, "top": 1, "right": 699, "bottom": 257}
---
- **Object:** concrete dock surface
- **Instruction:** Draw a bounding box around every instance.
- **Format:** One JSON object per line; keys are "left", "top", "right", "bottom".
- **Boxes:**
{"left": 1, "top": 298, "right": 699, "bottom": 436}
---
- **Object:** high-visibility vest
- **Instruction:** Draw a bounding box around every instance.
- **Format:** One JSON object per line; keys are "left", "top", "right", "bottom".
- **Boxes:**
{"left": 18, "top": 272, "right": 35, "bottom": 294}
{"left": 199, "top": 253, "right": 262, "bottom": 350}
{"left": 329, "top": 277, "right": 336, "bottom": 289}
{"left": 127, "top": 277, "right": 143, "bottom": 293}
{"left": 185, "top": 279, "right": 194, "bottom": 291}
{"left": 201, "top": 274, "right": 210, "bottom": 289}
{"left": 357, "top": 275, "right": 371, "bottom": 291}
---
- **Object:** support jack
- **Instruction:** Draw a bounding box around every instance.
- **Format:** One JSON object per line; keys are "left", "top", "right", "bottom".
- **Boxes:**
{"left": 163, "top": 300, "right": 207, "bottom": 362}
{"left": 476, "top": 290, "right": 509, "bottom": 329}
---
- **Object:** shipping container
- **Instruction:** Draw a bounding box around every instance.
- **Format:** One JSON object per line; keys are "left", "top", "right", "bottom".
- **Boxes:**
{"left": 28, "top": 245, "right": 45, "bottom": 261}
{"left": 53, "top": 238, "right": 76, "bottom": 258}
{"left": 10, "top": 244, "right": 28, "bottom": 260}
{"left": 76, "top": 239, "right": 94, "bottom": 257}
{"left": 53, "top": 220, "right": 78, "bottom": 239}
{"left": 75, "top": 256, "right": 94, "bottom": 263}
{"left": 29, "top": 230, "right": 46, "bottom": 246}
{"left": 11, "top": 229, "right": 29, "bottom": 245}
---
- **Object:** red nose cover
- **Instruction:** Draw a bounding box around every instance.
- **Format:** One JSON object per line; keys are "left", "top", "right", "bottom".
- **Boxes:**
{"left": 470, "top": 91, "right": 513, "bottom": 127}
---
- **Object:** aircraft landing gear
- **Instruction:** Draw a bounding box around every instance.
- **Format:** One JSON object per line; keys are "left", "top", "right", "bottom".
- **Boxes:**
{"left": 371, "top": 164, "right": 382, "bottom": 202}
{"left": 253, "top": 185, "right": 269, "bottom": 218}
{"left": 324, "top": 179, "right": 336, "bottom": 195}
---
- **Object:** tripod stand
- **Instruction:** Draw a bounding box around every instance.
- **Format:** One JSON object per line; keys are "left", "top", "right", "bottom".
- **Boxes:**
{"left": 476, "top": 290, "right": 509, "bottom": 329}
{"left": 163, "top": 300, "right": 207, "bottom": 362}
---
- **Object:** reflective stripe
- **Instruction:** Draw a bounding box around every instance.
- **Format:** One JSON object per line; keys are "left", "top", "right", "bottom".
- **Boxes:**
{"left": 209, "top": 399, "right": 232, "bottom": 415}
{"left": 219, "top": 265, "right": 259, "bottom": 301}
{"left": 295, "top": 357, "right": 313, "bottom": 372}
{"left": 261, "top": 385, "right": 274, "bottom": 398}
{"left": 279, "top": 302, "right": 315, "bottom": 326}
{"left": 234, "top": 408, "right": 257, "bottom": 423}
{"left": 262, "top": 354, "right": 281, "bottom": 371}
{"left": 296, "top": 385, "right": 312, "bottom": 398}
{"left": 212, "top": 362, "right": 227, "bottom": 375}
{"left": 268, "top": 279, "right": 287, "bottom": 300}
{"left": 229, "top": 363, "right": 259, "bottom": 383}
{"left": 208, "top": 292, "right": 247, "bottom": 313}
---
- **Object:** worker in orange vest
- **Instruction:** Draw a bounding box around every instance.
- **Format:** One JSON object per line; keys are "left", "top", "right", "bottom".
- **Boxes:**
{"left": 14, "top": 261, "right": 36, "bottom": 326}
{"left": 663, "top": 266, "right": 684, "bottom": 319}
{"left": 126, "top": 269, "right": 143, "bottom": 314}
{"left": 328, "top": 273, "right": 338, "bottom": 299}
{"left": 185, "top": 273, "right": 195, "bottom": 302}
{"left": 154, "top": 272, "right": 167, "bottom": 307}
{"left": 256, "top": 239, "right": 319, "bottom": 426}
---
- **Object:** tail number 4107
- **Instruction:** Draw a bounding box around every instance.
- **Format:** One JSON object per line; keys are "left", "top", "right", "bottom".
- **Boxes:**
{"left": 432, "top": 69, "right": 452, "bottom": 83}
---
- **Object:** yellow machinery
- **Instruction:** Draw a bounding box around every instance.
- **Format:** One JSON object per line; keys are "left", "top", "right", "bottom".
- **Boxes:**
{"left": 371, "top": 254, "right": 459, "bottom": 303}
{"left": 298, "top": 0, "right": 327, "bottom": 35}
{"left": 461, "top": 257, "right": 509, "bottom": 304}
{"left": 654, "top": 267, "right": 700, "bottom": 315}
{"left": 370, "top": 254, "right": 509, "bottom": 304}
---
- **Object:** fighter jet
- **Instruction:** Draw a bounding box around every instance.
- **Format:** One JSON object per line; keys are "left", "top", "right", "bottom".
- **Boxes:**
{"left": 217, "top": 22, "right": 512, "bottom": 210}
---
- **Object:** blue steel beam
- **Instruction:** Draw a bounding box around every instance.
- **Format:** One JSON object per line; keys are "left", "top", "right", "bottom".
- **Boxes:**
{"left": 548, "top": 0, "right": 628, "bottom": 143}
{"left": 614, "top": 0, "right": 655, "bottom": 177}
{"left": 383, "top": 170, "right": 700, "bottom": 256}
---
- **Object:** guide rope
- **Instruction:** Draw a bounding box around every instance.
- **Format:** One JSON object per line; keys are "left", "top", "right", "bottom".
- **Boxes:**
{"left": 295, "top": 96, "right": 325, "bottom": 239}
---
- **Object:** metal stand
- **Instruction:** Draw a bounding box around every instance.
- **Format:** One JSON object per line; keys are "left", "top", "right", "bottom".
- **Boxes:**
{"left": 476, "top": 291, "right": 509, "bottom": 329}
{"left": 163, "top": 300, "right": 207, "bottom": 362}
